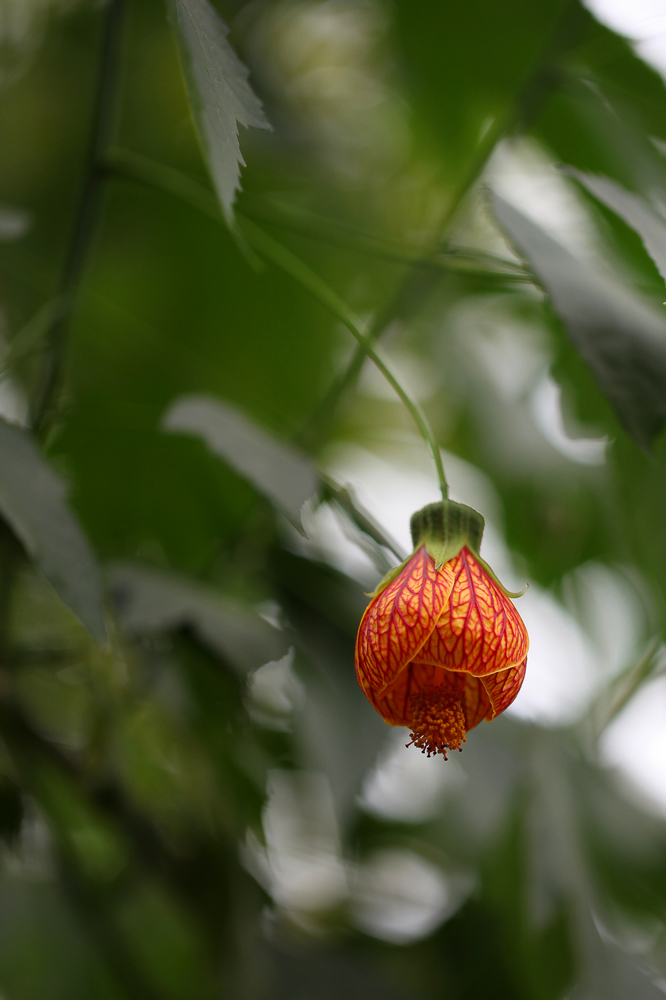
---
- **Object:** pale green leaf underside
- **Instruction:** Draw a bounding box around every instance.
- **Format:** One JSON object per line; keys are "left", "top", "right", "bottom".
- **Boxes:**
{"left": 162, "top": 394, "right": 319, "bottom": 527}
{"left": 567, "top": 167, "right": 666, "bottom": 287}
{"left": 0, "top": 418, "right": 105, "bottom": 640}
{"left": 168, "top": 0, "right": 271, "bottom": 222}
{"left": 491, "top": 192, "right": 666, "bottom": 450}
{"left": 107, "top": 562, "right": 288, "bottom": 673}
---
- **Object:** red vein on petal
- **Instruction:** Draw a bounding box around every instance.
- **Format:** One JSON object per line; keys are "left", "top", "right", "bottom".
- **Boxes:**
{"left": 355, "top": 547, "right": 454, "bottom": 695}
{"left": 416, "top": 548, "right": 528, "bottom": 677}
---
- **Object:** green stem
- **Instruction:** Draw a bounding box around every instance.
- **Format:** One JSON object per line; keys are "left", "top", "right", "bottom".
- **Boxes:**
{"left": 0, "top": 1, "right": 126, "bottom": 667}
{"left": 304, "top": 122, "right": 511, "bottom": 446}
{"left": 104, "top": 148, "right": 450, "bottom": 497}
{"left": 107, "top": 148, "right": 220, "bottom": 220}
{"left": 237, "top": 215, "right": 449, "bottom": 500}
{"left": 300, "top": 2, "right": 573, "bottom": 448}
{"left": 240, "top": 195, "right": 529, "bottom": 278}
{"left": 31, "top": 0, "right": 126, "bottom": 432}
{"left": 302, "top": 119, "right": 510, "bottom": 450}
{"left": 0, "top": 297, "right": 61, "bottom": 383}
{"left": 321, "top": 478, "right": 406, "bottom": 562}
{"left": 593, "top": 638, "right": 663, "bottom": 739}
{"left": 296, "top": 266, "right": 436, "bottom": 451}
{"left": 102, "top": 148, "right": 529, "bottom": 464}
{"left": 105, "top": 149, "right": 529, "bottom": 280}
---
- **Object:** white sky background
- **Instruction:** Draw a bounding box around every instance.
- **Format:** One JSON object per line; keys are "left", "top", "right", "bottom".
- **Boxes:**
{"left": 585, "top": 0, "right": 666, "bottom": 74}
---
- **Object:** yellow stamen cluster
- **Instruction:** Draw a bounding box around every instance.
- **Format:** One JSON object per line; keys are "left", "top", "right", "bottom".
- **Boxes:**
{"left": 407, "top": 686, "right": 467, "bottom": 759}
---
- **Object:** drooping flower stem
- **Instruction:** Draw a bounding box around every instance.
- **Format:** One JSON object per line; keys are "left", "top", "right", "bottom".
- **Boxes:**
{"left": 237, "top": 217, "right": 449, "bottom": 500}
{"left": 103, "top": 148, "right": 450, "bottom": 499}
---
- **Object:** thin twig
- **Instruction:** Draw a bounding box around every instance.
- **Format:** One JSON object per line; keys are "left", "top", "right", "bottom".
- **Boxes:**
{"left": 0, "top": 0, "right": 126, "bottom": 687}
{"left": 236, "top": 215, "right": 450, "bottom": 500}
{"left": 321, "top": 477, "right": 406, "bottom": 562}
{"left": 297, "top": 0, "right": 575, "bottom": 450}
{"left": 31, "top": 0, "right": 126, "bottom": 431}
{"left": 580, "top": 638, "right": 665, "bottom": 748}
{"left": 104, "top": 148, "right": 451, "bottom": 497}
{"left": 105, "top": 147, "right": 529, "bottom": 280}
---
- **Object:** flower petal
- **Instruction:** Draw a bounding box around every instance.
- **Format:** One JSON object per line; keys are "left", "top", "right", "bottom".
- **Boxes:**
{"left": 355, "top": 546, "right": 455, "bottom": 698}
{"left": 416, "top": 548, "right": 528, "bottom": 677}
{"left": 481, "top": 658, "right": 527, "bottom": 719}
{"left": 461, "top": 671, "right": 492, "bottom": 730}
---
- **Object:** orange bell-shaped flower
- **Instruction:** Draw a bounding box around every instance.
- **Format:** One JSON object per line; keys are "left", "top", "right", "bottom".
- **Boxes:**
{"left": 355, "top": 501, "right": 528, "bottom": 758}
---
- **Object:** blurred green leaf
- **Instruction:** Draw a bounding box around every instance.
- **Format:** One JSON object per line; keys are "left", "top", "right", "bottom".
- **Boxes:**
{"left": 0, "top": 880, "right": 126, "bottom": 1000}
{"left": 113, "top": 878, "right": 212, "bottom": 1000}
{"left": 570, "top": 940, "right": 666, "bottom": 1000}
{"left": 390, "top": 0, "right": 571, "bottom": 200}
{"left": 609, "top": 431, "right": 666, "bottom": 628}
{"left": 0, "top": 418, "right": 105, "bottom": 640}
{"left": 531, "top": 8, "right": 666, "bottom": 197}
{"left": 166, "top": 0, "right": 271, "bottom": 224}
{"left": 5, "top": 1, "right": 666, "bottom": 996}
{"left": 575, "top": 10, "right": 666, "bottom": 146}
{"left": 114, "top": 702, "right": 217, "bottom": 827}
{"left": 30, "top": 762, "right": 129, "bottom": 884}
{"left": 260, "top": 943, "right": 408, "bottom": 1000}
{"left": 163, "top": 394, "right": 319, "bottom": 528}
{"left": 108, "top": 561, "right": 288, "bottom": 672}
{"left": 491, "top": 192, "right": 666, "bottom": 449}
{"left": 57, "top": 179, "right": 336, "bottom": 570}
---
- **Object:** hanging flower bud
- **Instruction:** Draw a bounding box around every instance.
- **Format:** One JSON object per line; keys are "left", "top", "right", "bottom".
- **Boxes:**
{"left": 355, "top": 501, "right": 528, "bottom": 759}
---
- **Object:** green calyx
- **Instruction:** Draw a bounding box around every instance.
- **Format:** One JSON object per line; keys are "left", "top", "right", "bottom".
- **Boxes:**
{"left": 411, "top": 500, "right": 527, "bottom": 598}
{"left": 367, "top": 499, "right": 484, "bottom": 597}
{"left": 410, "top": 500, "right": 485, "bottom": 569}
{"left": 366, "top": 500, "right": 527, "bottom": 600}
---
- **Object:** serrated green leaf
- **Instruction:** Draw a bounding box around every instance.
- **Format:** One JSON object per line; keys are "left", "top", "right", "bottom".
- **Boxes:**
{"left": 162, "top": 394, "right": 318, "bottom": 527}
{"left": 0, "top": 419, "right": 105, "bottom": 641}
{"left": 531, "top": 9, "right": 666, "bottom": 195}
{"left": 167, "top": 0, "right": 271, "bottom": 223}
{"left": 491, "top": 192, "right": 666, "bottom": 449}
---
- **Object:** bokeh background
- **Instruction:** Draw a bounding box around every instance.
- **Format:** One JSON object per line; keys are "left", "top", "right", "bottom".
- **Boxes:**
{"left": 2, "top": 0, "right": 666, "bottom": 996}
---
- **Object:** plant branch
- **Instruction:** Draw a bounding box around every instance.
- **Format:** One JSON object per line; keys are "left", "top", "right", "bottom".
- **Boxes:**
{"left": 295, "top": 266, "right": 438, "bottom": 452}
{"left": 104, "top": 148, "right": 529, "bottom": 280}
{"left": 103, "top": 148, "right": 450, "bottom": 496}
{"left": 236, "top": 215, "right": 449, "bottom": 500}
{"left": 295, "top": 128, "right": 511, "bottom": 452}
{"left": 31, "top": 0, "right": 126, "bottom": 432}
{"left": 298, "top": 3, "right": 575, "bottom": 449}
{"left": 321, "top": 477, "right": 406, "bottom": 563}
{"left": 240, "top": 194, "right": 530, "bottom": 278}
{"left": 579, "top": 638, "right": 665, "bottom": 747}
{"left": 0, "top": 0, "right": 126, "bottom": 691}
